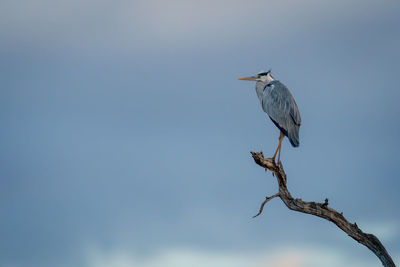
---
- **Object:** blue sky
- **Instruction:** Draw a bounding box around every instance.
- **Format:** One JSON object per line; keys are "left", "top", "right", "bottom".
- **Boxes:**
{"left": 1, "top": 0, "right": 400, "bottom": 266}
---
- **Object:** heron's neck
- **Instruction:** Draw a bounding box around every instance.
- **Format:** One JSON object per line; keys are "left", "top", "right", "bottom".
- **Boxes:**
{"left": 256, "top": 81, "right": 267, "bottom": 102}
{"left": 255, "top": 74, "right": 275, "bottom": 102}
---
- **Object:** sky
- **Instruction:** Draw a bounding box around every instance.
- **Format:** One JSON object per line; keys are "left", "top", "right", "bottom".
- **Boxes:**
{"left": 1, "top": 0, "right": 400, "bottom": 266}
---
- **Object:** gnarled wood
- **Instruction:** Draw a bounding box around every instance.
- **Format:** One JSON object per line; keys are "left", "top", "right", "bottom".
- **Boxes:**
{"left": 250, "top": 151, "right": 396, "bottom": 267}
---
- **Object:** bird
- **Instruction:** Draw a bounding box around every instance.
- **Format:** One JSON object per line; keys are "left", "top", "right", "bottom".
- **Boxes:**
{"left": 239, "top": 70, "right": 301, "bottom": 165}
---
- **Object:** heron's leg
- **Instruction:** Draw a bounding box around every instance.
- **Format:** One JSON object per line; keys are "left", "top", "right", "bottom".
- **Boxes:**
{"left": 272, "top": 132, "right": 284, "bottom": 162}
{"left": 277, "top": 134, "right": 284, "bottom": 165}
{"left": 272, "top": 140, "right": 280, "bottom": 160}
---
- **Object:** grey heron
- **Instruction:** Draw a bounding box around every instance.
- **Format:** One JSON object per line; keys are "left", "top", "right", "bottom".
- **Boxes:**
{"left": 239, "top": 70, "right": 301, "bottom": 164}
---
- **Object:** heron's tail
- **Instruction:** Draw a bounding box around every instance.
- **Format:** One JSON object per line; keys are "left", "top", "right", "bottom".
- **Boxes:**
{"left": 288, "top": 126, "right": 300, "bottom": 147}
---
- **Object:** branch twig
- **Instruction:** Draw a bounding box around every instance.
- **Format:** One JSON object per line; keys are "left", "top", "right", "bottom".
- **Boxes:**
{"left": 250, "top": 151, "right": 396, "bottom": 267}
{"left": 253, "top": 193, "right": 280, "bottom": 218}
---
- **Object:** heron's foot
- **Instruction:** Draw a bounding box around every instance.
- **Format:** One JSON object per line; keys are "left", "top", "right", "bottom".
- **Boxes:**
{"left": 271, "top": 157, "right": 283, "bottom": 169}
{"left": 278, "top": 161, "right": 283, "bottom": 169}
{"left": 271, "top": 156, "right": 279, "bottom": 166}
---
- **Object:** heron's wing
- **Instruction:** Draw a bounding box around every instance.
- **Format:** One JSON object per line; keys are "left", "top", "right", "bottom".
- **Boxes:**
{"left": 262, "top": 80, "right": 301, "bottom": 146}
{"left": 289, "top": 95, "right": 301, "bottom": 126}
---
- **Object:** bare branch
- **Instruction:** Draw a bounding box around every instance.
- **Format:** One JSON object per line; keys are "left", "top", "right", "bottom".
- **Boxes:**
{"left": 253, "top": 193, "right": 280, "bottom": 218}
{"left": 250, "top": 151, "right": 396, "bottom": 267}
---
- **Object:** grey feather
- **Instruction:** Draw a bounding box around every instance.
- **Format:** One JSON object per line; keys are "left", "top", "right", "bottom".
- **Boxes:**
{"left": 256, "top": 80, "right": 301, "bottom": 147}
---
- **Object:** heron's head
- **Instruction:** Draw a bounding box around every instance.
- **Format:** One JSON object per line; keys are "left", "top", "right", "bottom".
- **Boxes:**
{"left": 238, "top": 70, "right": 274, "bottom": 83}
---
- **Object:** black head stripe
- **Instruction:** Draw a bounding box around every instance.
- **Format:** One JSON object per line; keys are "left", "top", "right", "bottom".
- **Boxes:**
{"left": 257, "top": 70, "right": 271, "bottom": 76}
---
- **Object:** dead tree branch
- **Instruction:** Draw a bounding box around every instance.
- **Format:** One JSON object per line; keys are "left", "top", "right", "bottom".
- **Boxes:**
{"left": 250, "top": 151, "right": 396, "bottom": 267}
{"left": 253, "top": 193, "right": 280, "bottom": 218}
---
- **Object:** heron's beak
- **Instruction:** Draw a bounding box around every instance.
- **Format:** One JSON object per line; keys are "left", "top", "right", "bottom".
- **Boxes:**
{"left": 238, "top": 76, "right": 257, "bottom": 81}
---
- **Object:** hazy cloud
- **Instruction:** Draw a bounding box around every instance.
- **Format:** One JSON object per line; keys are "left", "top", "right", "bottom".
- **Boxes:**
{"left": 84, "top": 244, "right": 381, "bottom": 267}
{"left": 1, "top": 0, "right": 396, "bottom": 53}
